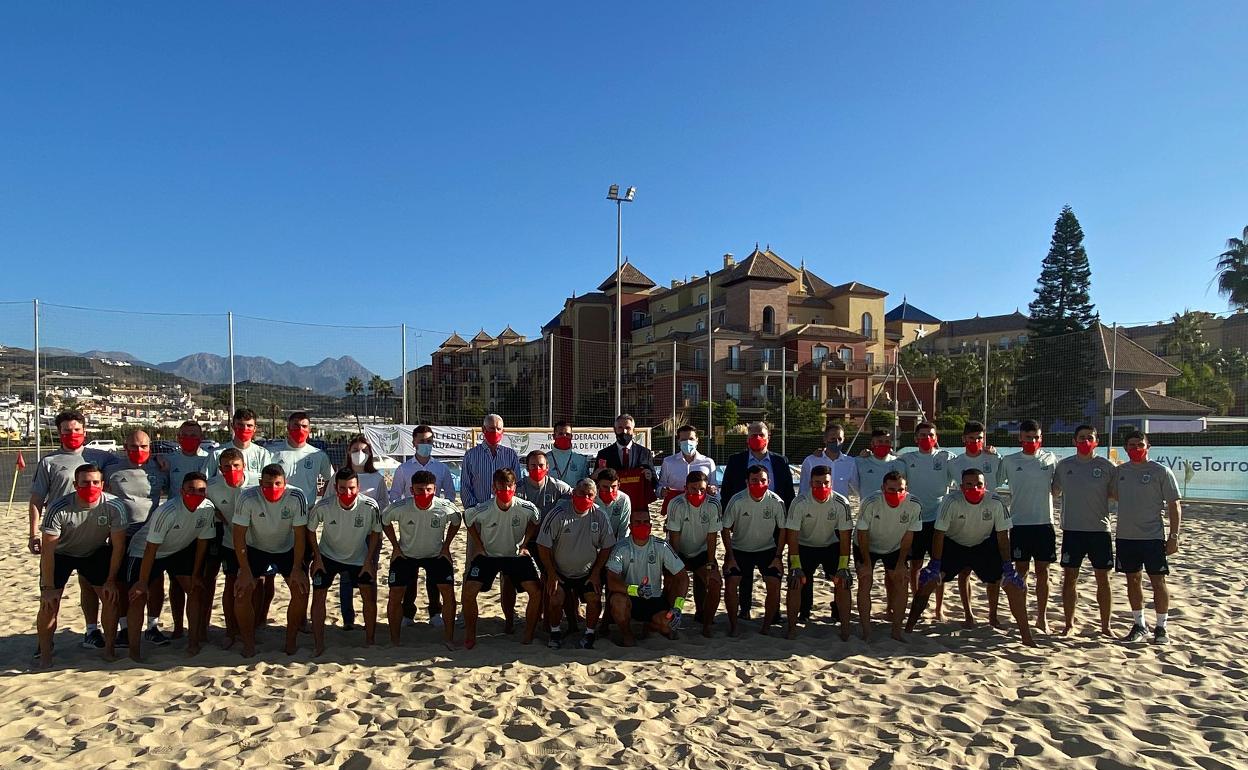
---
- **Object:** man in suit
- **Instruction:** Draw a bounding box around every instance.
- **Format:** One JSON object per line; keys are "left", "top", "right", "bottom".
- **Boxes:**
{"left": 720, "top": 421, "right": 794, "bottom": 618}
{"left": 593, "top": 414, "right": 657, "bottom": 514}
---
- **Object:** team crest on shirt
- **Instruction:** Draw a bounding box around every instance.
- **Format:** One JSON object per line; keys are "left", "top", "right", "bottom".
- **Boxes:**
{"left": 899, "top": 513, "right": 911, "bottom": 524}
{"left": 983, "top": 463, "right": 992, "bottom": 472}
{"left": 281, "top": 508, "right": 293, "bottom": 520}
{"left": 304, "top": 459, "right": 313, "bottom": 469}
{"left": 195, "top": 516, "right": 207, "bottom": 529}
{"left": 430, "top": 517, "right": 442, "bottom": 528}
{"left": 354, "top": 514, "right": 364, "bottom": 528}
{"left": 700, "top": 513, "right": 710, "bottom": 525}
{"left": 648, "top": 550, "right": 657, "bottom": 564}
{"left": 590, "top": 521, "right": 600, "bottom": 533}
{"left": 982, "top": 510, "right": 993, "bottom": 521}
{"left": 97, "top": 514, "right": 109, "bottom": 527}
{"left": 934, "top": 462, "right": 943, "bottom": 471}
{"left": 1141, "top": 473, "right": 1152, "bottom": 484}
{"left": 511, "top": 516, "right": 520, "bottom": 527}
{"left": 1092, "top": 468, "right": 1103, "bottom": 478}
{"left": 763, "top": 509, "right": 773, "bottom": 520}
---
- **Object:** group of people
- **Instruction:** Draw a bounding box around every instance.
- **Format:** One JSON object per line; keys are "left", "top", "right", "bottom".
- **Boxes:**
{"left": 31, "top": 408, "right": 1182, "bottom": 667}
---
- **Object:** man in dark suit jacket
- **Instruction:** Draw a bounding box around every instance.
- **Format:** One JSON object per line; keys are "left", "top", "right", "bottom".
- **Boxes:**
{"left": 720, "top": 421, "right": 794, "bottom": 617}
{"left": 594, "top": 413, "right": 657, "bottom": 512}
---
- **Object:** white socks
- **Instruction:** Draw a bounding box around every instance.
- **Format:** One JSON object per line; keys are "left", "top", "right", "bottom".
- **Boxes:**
{"left": 1132, "top": 610, "right": 1145, "bottom": 626}
{"left": 147, "top": 616, "right": 159, "bottom": 630}
{"left": 1155, "top": 613, "right": 1168, "bottom": 628}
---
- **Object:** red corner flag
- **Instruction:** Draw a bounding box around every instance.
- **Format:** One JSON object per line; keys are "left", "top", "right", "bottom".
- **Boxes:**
{"left": 16, "top": 452, "right": 25, "bottom": 471}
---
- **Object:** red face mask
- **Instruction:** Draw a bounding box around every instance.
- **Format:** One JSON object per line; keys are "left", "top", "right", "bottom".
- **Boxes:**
{"left": 964, "top": 439, "right": 984, "bottom": 455}
{"left": 414, "top": 491, "right": 435, "bottom": 509}
{"left": 748, "top": 481, "right": 769, "bottom": 500}
{"left": 747, "top": 434, "right": 768, "bottom": 453}
{"left": 76, "top": 485, "right": 103, "bottom": 505}
{"left": 812, "top": 486, "right": 832, "bottom": 503}
{"left": 572, "top": 493, "right": 595, "bottom": 513}
{"left": 1021, "top": 438, "right": 1041, "bottom": 455}
{"left": 261, "top": 485, "right": 284, "bottom": 503}
{"left": 494, "top": 489, "right": 515, "bottom": 506}
{"left": 127, "top": 448, "right": 151, "bottom": 466}
{"left": 599, "top": 488, "right": 618, "bottom": 504}
{"left": 871, "top": 445, "right": 891, "bottom": 460}
{"left": 528, "top": 468, "right": 548, "bottom": 483}
{"left": 178, "top": 436, "right": 201, "bottom": 454}
{"left": 222, "top": 467, "right": 245, "bottom": 488}
{"left": 1127, "top": 447, "right": 1148, "bottom": 463}
{"left": 337, "top": 491, "right": 358, "bottom": 508}
{"left": 553, "top": 435, "right": 573, "bottom": 451}
{"left": 629, "top": 522, "right": 652, "bottom": 541}
{"left": 288, "top": 426, "right": 310, "bottom": 445}
{"left": 1076, "top": 438, "right": 1097, "bottom": 456}
{"left": 916, "top": 436, "right": 937, "bottom": 452}
{"left": 883, "top": 489, "right": 907, "bottom": 508}
{"left": 686, "top": 490, "right": 706, "bottom": 507}
{"left": 182, "top": 492, "right": 207, "bottom": 511}
{"left": 234, "top": 425, "right": 256, "bottom": 443}
{"left": 61, "top": 432, "right": 86, "bottom": 451}
{"left": 483, "top": 429, "right": 503, "bottom": 447}
{"left": 963, "top": 487, "right": 987, "bottom": 504}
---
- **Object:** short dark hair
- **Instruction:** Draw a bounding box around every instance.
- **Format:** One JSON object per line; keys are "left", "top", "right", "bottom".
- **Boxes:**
{"left": 595, "top": 468, "right": 619, "bottom": 483}
{"left": 825, "top": 423, "right": 845, "bottom": 436}
{"left": 179, "top": 420, "right": 203, "bottom": 433}
{"left": 961, "top": 468, "right": 985, "bottom": 481}
{"left": 882, "top": 470, "right": 904, "bottom": 484}
{"left": 334, "top": 467, "right": 358, "bottom": 484}
{"left": 810, "top": 464, "right": 831, "bottom": 478}
{"left": 181, "top": 471, "right": 208, "bottom": 488}
{"left": 685, "top": 470, "right": 707, "bottom": 485}
{"left": 747, "top": 464, "right": 769, "bottom": 478}
{"left": 493, "top": 468, "right": 516, "bottom": 486}
{"left": 411, "top": 470, "right": 436, "bottom": 487}
{"left": 915, "top": 421, "right": 936, "bottom": 434}
{"left": 871, "top": 428, "right": 891, "bottom": 439}
{"left": 412, "top": 424, "right": 433, "bottom": 440}
{"left": 553, "top": 420, "right": 572, "bottom": 432}
{"left": 1019, "top": 419, "right": 1040, "bottom": 433}
{"left": 963, "top": 421, "right": 985, "bottom": 435}
{"left": 1075, "top": 424, "right": 1097, "bottom": 436}
{"left": 1124, "top": 430, "right": 1147, "bottom": 443}
{"left": 677, "top": 424, "right": 697, "bottom": 438}
{"left": 233, "top": 408, "right": 258, "bottom": 423}
{"left": 288, "top": 411, "right": 310, "bottom": 424}
{"left": 74, "top": 463, "right": 102, "bottom": 482}
{"left": 526, "top": 450, "right": 547, "bottom": 464}
{"left": 260, "top": 463, "right": 285, "bottom": 479}
{"left": 56, "top": 410, "right": 86, "bottom": 429}
{"left": 218, "top": 447, "right": 244, "bottom": 465}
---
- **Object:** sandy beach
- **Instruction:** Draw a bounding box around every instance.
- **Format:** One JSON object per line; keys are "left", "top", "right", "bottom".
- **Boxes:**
{"left": 1, "top": 501, "right": 1245, "bottom": 769}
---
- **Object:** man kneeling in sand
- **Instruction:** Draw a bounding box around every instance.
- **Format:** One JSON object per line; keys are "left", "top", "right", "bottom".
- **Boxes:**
{"left": 606, "top": 511, "right": 689, "bottom": 646}
{"left": 906, "top": 469, "right": 1035, "bottom": 646}
{"left": 308, "top": 469, "right": 383, "bottom": 656}
{"left": 232, "top": 464, "right": 310, "bottom": 657}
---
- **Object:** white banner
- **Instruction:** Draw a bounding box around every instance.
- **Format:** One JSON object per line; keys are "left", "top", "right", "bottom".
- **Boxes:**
{"left": 363, "top": 425, "right": 650, "bottom": 461}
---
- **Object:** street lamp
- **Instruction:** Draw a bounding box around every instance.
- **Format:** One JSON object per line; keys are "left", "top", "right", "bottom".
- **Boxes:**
{"left": 606, "top": 184, "right": 635, "bottom": 417}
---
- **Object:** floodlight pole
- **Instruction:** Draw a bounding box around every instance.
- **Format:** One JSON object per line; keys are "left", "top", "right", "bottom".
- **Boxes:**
{"left": 606, "top": 185, "right": 634, "bottom": 418}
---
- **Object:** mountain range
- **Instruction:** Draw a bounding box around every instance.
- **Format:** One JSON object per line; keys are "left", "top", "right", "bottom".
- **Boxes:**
{"left": 155, "top": 353, "right": 376, "bottom": 395}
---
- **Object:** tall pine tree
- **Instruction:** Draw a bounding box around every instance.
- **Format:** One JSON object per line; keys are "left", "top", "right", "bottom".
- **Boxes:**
{"left": 1028, "top": 206, "right": 1097, "bottom": 337}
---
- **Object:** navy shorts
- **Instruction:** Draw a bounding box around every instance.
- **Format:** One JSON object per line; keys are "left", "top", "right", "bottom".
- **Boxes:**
{"left": 727, "top": 548, "right": 782, "bottom": 580}
{"left": 465, "top": 555, "right": 539, "bottom": 592}
{"left": 910, "top": 522, "right": 938, "bottom": 562}
{"left": 628, "top": 596, "right": 669, "bottom": 622}
{"left": 312, "top": 556, "right": 375, "bottom": 590}
{"left": 1011, "top": 524, "right": 1057, "bottom": 565}
{"left": 52, "top": 547, "right": 112, "bottom": 589}
{"left": 126, "top": 542, "right": 198, "bottom": 584}
{"left": 1115, "top": 539, "right": 1168, "bottom": 576}
{"left": 388, "top": 555, "right": 455, "bottom": 588}
{"left": 681, "top": 550, "right": 710, "bottom": 573}
{"left": 941, "top": 536, "right": 1002, "bottom": 583}
{"left": 854, "top": 543, "right": 905, "bottom": 572}
{"left": 1061, "top": 531, "right": 1113, "bottom": 571}
{"left": 246, "top": 547, "right": 297, "bottom": 580}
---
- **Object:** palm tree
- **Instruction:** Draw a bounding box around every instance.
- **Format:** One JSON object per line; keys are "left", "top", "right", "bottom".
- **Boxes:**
{"left": 368, "top": 375, "right": 388, "bottom": 422}
{"left": 345, "top": 376, "right": 364, "bottom": 430}
{"left": 1161, "top": 311, "right": 1214, "bottom": 362}
{"left": 1216, "top": 226, "right": 1248, "bottom": 309}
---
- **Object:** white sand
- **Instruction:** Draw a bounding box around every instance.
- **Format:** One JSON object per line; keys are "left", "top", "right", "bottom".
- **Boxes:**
{"left": 1, "top": 501, "right": 1245, "bottom": 769}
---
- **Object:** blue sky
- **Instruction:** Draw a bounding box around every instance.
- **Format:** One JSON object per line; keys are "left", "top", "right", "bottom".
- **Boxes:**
{"left": 2, "top": 3, "right": 1245, "bottom": 376}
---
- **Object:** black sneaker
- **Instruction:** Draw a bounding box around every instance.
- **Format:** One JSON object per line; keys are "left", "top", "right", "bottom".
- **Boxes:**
{"left": 577, "top": 633, "right": 595, "bottom": 650}
{"left": 114, "top": 629, "right": 129, "bottom": 649}
{"left": 1121, "top": 623, "right": 1149, "bottom": 644}
{"left": 143, "top": 627, "right": 171, "bottom": 647}
{"left": 1153, "top": 625, "right": 1169, "bottom": 645}
{"left": 81, "top": 629, "right": 105, "bottom": 649}
{"left": 548, "top": 630, "right": 563, "bottom": 650}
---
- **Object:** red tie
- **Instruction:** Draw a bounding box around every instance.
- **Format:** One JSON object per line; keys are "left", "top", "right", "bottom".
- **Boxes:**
{"left": 622, "top": 446, "right": 629, "bottom": 468}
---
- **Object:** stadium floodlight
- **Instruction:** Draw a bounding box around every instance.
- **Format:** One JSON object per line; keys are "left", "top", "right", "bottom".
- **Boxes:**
{"left": 606, "top": 183, "right": 636, "bottom": 416}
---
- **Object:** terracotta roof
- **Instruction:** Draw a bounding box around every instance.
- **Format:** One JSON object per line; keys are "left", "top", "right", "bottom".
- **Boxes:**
{"left": 1112, "top": 388, "right": 1212, "bottom": 416}
{"left": 824, "top": 280, "right": 888, "bottom": 298}
{"left": 780, "top": 324, "right": 871, "bottom": 342}
{"left": 497, "top": 325, "right": 522, "bottom": 340}
{"left": 438, "top": 332, "right": 469, "bottom": 350}
{"left": 1094, "top": 324, "right": 1180, "bottom": 376}
{"left": 938, "top": 311, "right": 1031, "bottom": 337}
{"left": 471, "top": 330, "right": 495, "bottom": 343}
{"left": 598, "top": 262, "right": 657, "bottom": 292}
{"left": 886, "top": 298, "right": 941, "bottom": 324}
{"left": 800, "top": 268, "right": 836, "bottom": 296}
{"left": 721, "top": 246, "right": 797, "bottom": 287}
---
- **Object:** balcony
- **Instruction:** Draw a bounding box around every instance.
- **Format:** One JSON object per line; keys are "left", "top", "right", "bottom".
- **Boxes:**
{"left": 825, "top": 397, "right": 867, "bottom": 410}
{"left": 810, "top": 359, "right": 886, "bottom": 375}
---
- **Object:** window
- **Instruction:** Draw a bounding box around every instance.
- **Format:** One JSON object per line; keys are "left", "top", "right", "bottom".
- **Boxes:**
{"left": 698, "top": 293, "right": 707, "bottom": 305}
{"left": 865, "top": 352, "right": 875, "bottom": 368}
{"left": 693, "top": 348, "right": 706, "bottom": 370}
{"left": 861, "top": 312, "right": 873, "bottom": 337}
{"left": 717, "top": 311, "right": 725, "bottom": 325}
{"left": 683, "top": 382, "right": 701, "bottom": 403}
{"left": 696, "top": 319, "right": 706, "bottom": 331}
{"left": 762, "top": 348, "right": 777, "bottom": 368}
{"left": 728, "top": 345, "right": 741, "bottom": 370}
{"left": 812, "top": 345, "right": 829, "bottom": 365}
{"left": 839, "top": 347, "right": 852, "bottom": 363}
{"left": 648, "top": 360, "right": 657, "bottom": 374}
{"left": 762, "top": 306, "right": 775, "bottom": 333}
{"left": 726, "top": 383, "right": 741, "bottom": 402}
{"left": 788, "top": 315, "right": 796, "bottom": 324}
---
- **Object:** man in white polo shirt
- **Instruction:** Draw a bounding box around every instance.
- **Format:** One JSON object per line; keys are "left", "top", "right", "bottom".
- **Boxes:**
{"left": 659, "top": 424, "right": 716, "bottom": 515}
{"left": 799, "top": 423, "right": 859, "bottom": 499}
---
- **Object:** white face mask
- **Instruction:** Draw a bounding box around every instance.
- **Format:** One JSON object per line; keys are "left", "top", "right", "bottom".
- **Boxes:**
{"left": 350, "top": 450, "right": 369, "bottom": 467}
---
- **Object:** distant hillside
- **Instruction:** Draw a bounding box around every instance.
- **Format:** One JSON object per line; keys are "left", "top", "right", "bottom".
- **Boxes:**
{"left": 157, "top": 353, "right": 375, "bottom": 396}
